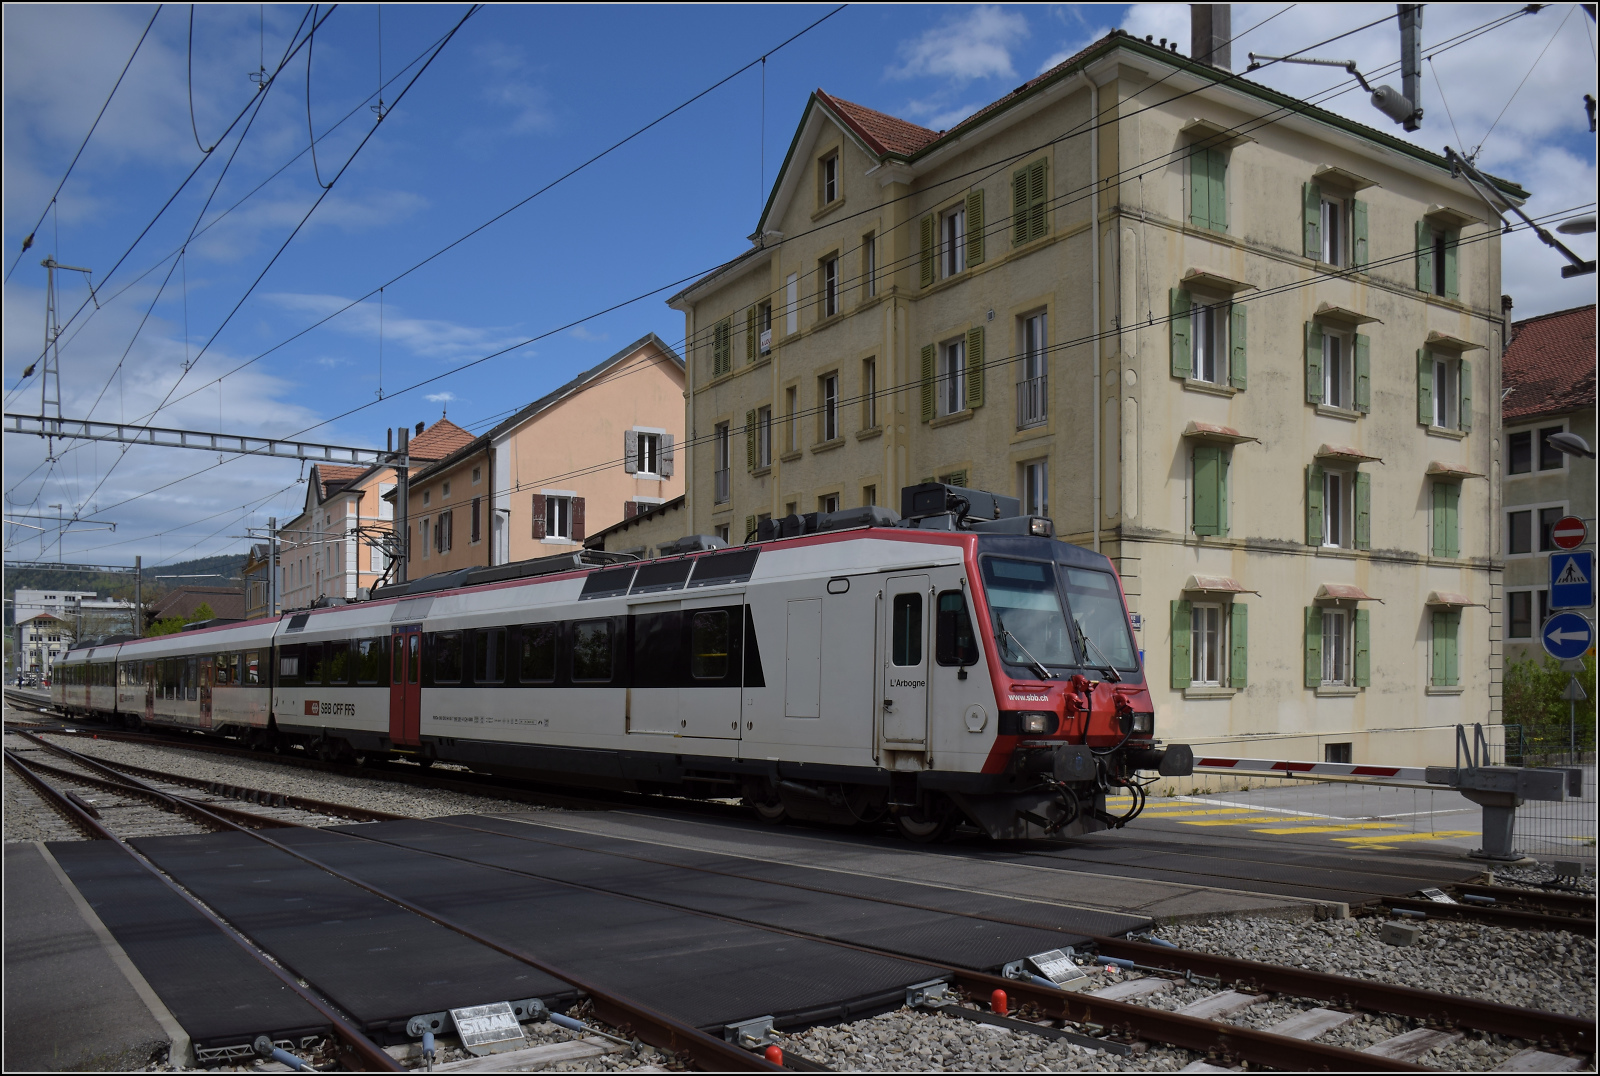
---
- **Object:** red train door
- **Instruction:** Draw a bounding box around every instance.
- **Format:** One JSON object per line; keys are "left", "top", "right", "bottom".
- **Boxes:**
{"left": 390, "top": 626, "right": 421, "bottom": 746}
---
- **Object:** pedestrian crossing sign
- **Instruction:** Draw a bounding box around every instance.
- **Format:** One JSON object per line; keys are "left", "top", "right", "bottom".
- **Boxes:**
{"left": 1549, "top": 550, "right": 1593, "bottom": 610}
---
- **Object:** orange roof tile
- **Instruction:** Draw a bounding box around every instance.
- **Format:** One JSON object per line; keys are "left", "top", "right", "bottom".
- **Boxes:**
{"left": 816, "top": 91, "right": 939, "bottom": 157}
{"left": 1503, "top": 304, "right": 1596, "bottom": 422}
{"left": 408, "top": 416, "right": 475, "bottom": 461}
{"left": 314, "top": 463, "right": 368, "bottom": 501}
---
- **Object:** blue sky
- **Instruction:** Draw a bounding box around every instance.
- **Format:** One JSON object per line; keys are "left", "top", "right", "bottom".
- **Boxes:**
{"left": 3, "top": 4, "right": 1595, "bottom": 567}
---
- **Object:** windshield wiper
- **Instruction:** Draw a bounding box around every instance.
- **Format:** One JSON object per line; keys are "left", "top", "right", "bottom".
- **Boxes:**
{"left": 1075, "top": 620, "right": 1123, "bottom": 682}
{"left": 996, "top": 615, "right": 1053, "bottom": 680}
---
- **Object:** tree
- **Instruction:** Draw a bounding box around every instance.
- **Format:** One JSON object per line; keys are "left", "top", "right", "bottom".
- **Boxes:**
{"left": 144, "top": 601, "right": 218, "bottom": 638}
{"left": 1503, "top": 654, "right": 1596, "bottom": 756}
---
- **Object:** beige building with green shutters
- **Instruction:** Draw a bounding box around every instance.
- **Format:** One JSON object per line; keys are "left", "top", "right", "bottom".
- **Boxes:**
{"left": 667, "top": 31, "right": 1522, "bottom": 766}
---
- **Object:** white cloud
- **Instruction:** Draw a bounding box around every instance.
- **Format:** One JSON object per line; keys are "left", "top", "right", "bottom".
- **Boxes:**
{"left": 475, "top": 42, "right": 556, "bottom": 134}
{"left": 425, "top": 391, "right": 456, "bottom": 403}
{"left": 261, "top": 292, "right": 526, "bottom": 361}
{"left": 889, "top": 6, "right": 1030, "bottom": 83}
{"left": 569, "top": 326, "right": 608, "bottom": 342}
{"left": 1038, "top": 26, "right": 1114, "bottom": 75}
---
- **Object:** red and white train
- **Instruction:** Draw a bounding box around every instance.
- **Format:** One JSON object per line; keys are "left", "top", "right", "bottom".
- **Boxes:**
{"left": 53, "top": 483, "right": 1191, "bottom": 841}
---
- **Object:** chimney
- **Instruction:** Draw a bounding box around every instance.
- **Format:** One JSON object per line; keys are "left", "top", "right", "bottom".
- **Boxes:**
{"left": 1500, "top": 294, "right": 1514, "bottom": 317}
{"left": 416, "top": 421, "right": 425, "bottom": 435}
{"left": 1190, "top": 4, "right": 1231, "bottom": 71}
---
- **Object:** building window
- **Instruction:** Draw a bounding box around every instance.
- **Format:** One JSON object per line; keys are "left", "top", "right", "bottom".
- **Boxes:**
{"left": 1508, "top": 430, "right": 1533, "bottom": 474}
{"left": 1431, "top": 610, "right": 1460, "bottom": 687}
{"left": 821, "top": 152, "right": 838, "bottom": 204}
{"left": 1323, "top": 328, "right": 1352, "bottom": 408}
{"left": 1539, "top": 425, "right": 1566, "bottom": 470}
{"left": 940, "top": 337, "right": 966, "bottom": 416}
{"left": 713, "top": 423, "right": 730, "bottom": 505}
{"left": 419, "top": 518, "right": 430, "bottom": 559}
{"left": 442, "top": 480, "right": 451, "bottom": 498}
{"left": 942, "top": 205, "right": 966, "bottom": 277}
{"left": 1432, "top": 227, "right": 1448, "bottom": 295}
{"left": 1017, "top": 312, "right": 1048, "bottom": 428}
{"left": 1539, "top": 506, "right": 1565, "bottom": 552}
{"left": 757, "top": 405, "right": 773, "bottom": 467}
{"left": 819, "top": 493, "right": 839, "bottom": 514}
{"left": 714, "top": 523, "right": 730, "bottom": 543}
{"left": 1508, "top": 510, "right": 1532, "bottom": 554}
{"left": 863, "top": 484, "right": 877, "bottom": 507}
{"left": 1320, "top": 195, "right": 1346, "bottom": 265}
{"left": 759, "top": 302, "right": 773, "bottom": 355}
{"left": 1191, "top": 604, "right": 1223, "bottom": 686}
{"left": 546, "top": 496, "right": 572, "bottom": 541}
{"left": 862, "top": 358, "right": 877, "bottom": 428}
{"left": 821, "top": 256, "right": 839, "bottom": 317}
{"left": 422, "top": 489, "right": 431, "bottom": 506}
{"left": 1192, "top": 445, "right": 1229, "bottom": 536}
{"left": 472, "top": 466, "right": 481, "bottom": 485}
{"left": 785, "top": 274, "right": 799, "bottom": 336}
{"left": 436, "top": 511, "right": 453, "bottom": 553}
{"left": 1189, "top": 145, "right": 1228, "bottom": 233}
{"left": 1432, "top": 355, "right": 1459, "bottom": 429}
{"left": 862, "top": 232, "right": 876, "bottom": 298}
{"left": 1191, "top": 299, "right": 1231, "bottom": 385}
{"left": 785, "top": 386, "right": 798, "bottom": 452}
{"left": 1323, "top": 470, "right": 1351, "bottom": 547}
{"left": 1021, "top": 459, "right": 1048, "bottom": 517}
{"left": 1321, "top": 608, "right": 1350, "bottom": 684}
{"left": 471, "top": 497, "right": 482, "bottom": 544}
{"left": 636, "top": 432, "right": 661, "bottom": 475}
{"left": 821, "top": 374, "right": 839, "bottom": 441}
{"left": 1325, "top": 742, "right": 1353, "bottom": 764}
{"left": 1508, "top": 590, "right": 1534, "bottom": 639}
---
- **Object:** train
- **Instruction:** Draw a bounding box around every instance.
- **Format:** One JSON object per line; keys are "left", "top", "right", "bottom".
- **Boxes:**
{"left": 52, "top": 482, "right": 1192, "bottom": 841}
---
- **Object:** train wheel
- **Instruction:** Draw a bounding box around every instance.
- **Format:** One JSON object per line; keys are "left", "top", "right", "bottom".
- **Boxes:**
{"left": 751, "top": 798, "right": 789, "bottom": 825}
{"left": 893, "top": 804, "right": 958, "bottom": 843}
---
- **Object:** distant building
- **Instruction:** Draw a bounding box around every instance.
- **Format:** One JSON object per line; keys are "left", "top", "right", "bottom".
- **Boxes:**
{"left": 242, "top": 543, "right": 273, "bottom": 621}
{"left": 12, "top": 588, "right": 136, "bottom": 640}
{"left": 17, "top": 612, "right": 71, "bottom": 678}
{"left": 1500, "top": 303, "right": 1596, "bottom": 663}
{"left": 145, "top": 585, "right": 245, "bottom": 628}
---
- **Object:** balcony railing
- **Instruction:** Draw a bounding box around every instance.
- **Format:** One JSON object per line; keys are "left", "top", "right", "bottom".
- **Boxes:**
{"left": 713, "top": 467, "right": 731, "bottom": 504}
{"left": 1016, "top": 374, "right": 1048, "bottom": 429}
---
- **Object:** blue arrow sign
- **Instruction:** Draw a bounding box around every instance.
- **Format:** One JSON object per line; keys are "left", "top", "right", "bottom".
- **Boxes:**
{"left": 1542, "top": 612, "right": 1595, "bottom": 661}
{"left": 1549, "top": 550, "right": 1594, "bottom": 610}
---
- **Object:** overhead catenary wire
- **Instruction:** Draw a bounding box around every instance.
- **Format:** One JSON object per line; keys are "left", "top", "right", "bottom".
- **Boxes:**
{"left": 187, "top": 5, "right": 217, "bottom": 154}
{"left": 1474, "top": 3, "right": 1576, "bottom": 160}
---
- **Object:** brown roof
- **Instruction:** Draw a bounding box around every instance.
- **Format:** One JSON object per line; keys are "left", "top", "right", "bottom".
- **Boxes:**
{"left": 147, "top": 585, "right": 245, "bottom": 623}
{"left": 1502, "top": 304, "right": 1596, "bottom": 422}
{"left": 315, "top": 463, "right": 367, "bottom": 500}
{"left": 409, "top": 416, "right": 474, "bottom": 461}
{"left": 816, "top": 90, "right": 939, "bottom": 157}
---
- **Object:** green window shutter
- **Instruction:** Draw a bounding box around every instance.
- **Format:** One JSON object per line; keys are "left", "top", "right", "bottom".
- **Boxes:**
{"left": 1433, "top": 481, "right": 1460, "bottom": 558}
{"left": 920, "top": 214, "right": 936, "bottom": 288}
{"left": 746, "top": 307, "right": 757, "bottom": 363}
{"left": 1353, "top": 470, "right": 1371, "bottom": 550}
{"left": 1305, "top": 321, "right": 1324, "bottom": 404}
{"left": 744, "top": 514, "right": 756, "bottom": 540}
{"left": 1207, "top": 148, "right": 1228, "bottom": 232}
{"left": 1415, "top": 220, "right": 1433, "bottom": 291}
{"left": 1459, "top": 359, "right": 1473, "bottom": 433}
{"left": 1171, "top": 600, "right": 1192, "bottom": 690}
{"left": 1444, "top": 228, "right": 1460, "bottom": 300}
{"left": 965, "top": 188, "right": 985, "bottom": 266}
{"left": 1192, "top": 445, "right": 1222, "bottom": 536}
{"left": 1431, "top": 611, "right": 1459, "bottom": 686}
{"left": 965, "top": 325, "right": 985, "bottom": 408}
{"left": 713, "top": 319, "right": 731, "bottom": 375}
{"left": 1221, "top": 450, "right": 1231, "bottom": 535}
{"left": 745, "top": 409, "right": 757, "bottom": 471}
{"left": 1190, "top": 149, "right": 1210, "bottom": 229}
{"left": 1027, "top": 160, "right": 1048, "bottom": 241}
{"left": 1417, "top": 349, "right": 1433, "bottom": 425}
{"left": 1351, "top": 199, "right": 1369, "bottom": 268}
{"left": 1306, "top": 464, "right": 1324, "bottom": 545}
{"left": 1304, "top": 607, "right": 1322, "bottom": 688}
{"left": 1354, "top": 333, "right": 1371, "bottom": 413}
{"left": 1354, "top": 609, "right": 1371, "bottom": 687}
{"left": 1303, "top": 182, "right": 1321, "bottom": 257}
{"left": 1229, "top": 303, "right": 1247, "bottom": 389}
{"left": 1012, "top": 168, "right": 1030, "bottom": 246}
{"left": 919, "top": 344, "right": 936, "bottom": 422}
{"left": 1229, "top": 602, "right": 1248, "bottom": 689}
{"left": 1170, "top": 288, "right": 1192, "bottom": 378}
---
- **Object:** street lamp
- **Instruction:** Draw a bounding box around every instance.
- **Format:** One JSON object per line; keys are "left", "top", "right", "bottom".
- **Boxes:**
{"left": 1546, "top": 432, "right": 1596, "bottom": 460}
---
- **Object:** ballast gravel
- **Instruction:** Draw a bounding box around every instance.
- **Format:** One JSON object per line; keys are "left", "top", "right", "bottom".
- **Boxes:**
{"left": 33, "top": 731, "right": 552, "bottom": 822}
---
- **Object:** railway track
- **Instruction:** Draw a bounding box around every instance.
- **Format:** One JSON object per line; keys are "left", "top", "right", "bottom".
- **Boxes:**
{"left": 9, "top": 729, "right": 1593, "bottom": 1073}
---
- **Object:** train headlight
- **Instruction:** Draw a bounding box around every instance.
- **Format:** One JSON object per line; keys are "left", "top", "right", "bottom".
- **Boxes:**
{"left": 1028, "top": 518, "right": 1053, "bottom": 537}
{"left": 1022, "top": 712, "right": 1051, "bottom": 734}
{"left": 1131, "top": 712, "right": 1153, "bottom": 734}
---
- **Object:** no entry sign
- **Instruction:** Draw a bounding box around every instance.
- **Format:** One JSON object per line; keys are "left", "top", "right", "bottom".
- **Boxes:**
{"left": 1552, "top": 515, "right": 1587, "bottom": 550}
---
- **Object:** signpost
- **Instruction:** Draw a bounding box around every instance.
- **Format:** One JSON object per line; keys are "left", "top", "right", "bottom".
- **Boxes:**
{"left": 1549, "top": 550, "right": 1594, "bottom": 610}
{"left": 1541, "top": 612, "right": 1595, "bottom": 661}
{"left": 1551, "top": 515, "right": 1587, "bottom": 551}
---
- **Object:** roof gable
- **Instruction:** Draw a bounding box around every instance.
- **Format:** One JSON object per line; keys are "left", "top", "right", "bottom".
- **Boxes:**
{"left": 486, "top": 332, "right": 684, "bottom": 444}
{"left": 1503, "top": 304, "right": 1597, "bottom": 422}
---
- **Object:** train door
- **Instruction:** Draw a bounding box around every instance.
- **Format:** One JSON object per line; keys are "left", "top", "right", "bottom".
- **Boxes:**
{"left": 389, "top": 626, "right": 421, "bottom": 746}
{"left": 144, "top": 661, "right": 155, "bottom": 724}
{"left": 199, "top": 656, "right": 214, "bottom": 729}
{"left": 681, "top": 596, "right": 743, "bottom": 740}
{"left": 880, "top": 575, "right": 930, "bottom": 748}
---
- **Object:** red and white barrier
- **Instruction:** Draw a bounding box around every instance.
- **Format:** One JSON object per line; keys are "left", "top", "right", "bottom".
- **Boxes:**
{"left": 1193, "top": 756, "right": 1431, "bottom": 783}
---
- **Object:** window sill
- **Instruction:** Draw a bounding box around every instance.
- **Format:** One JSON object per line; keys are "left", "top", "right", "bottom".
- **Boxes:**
{"left": 855, "top": 425, "right": 884, "bottom": 441}
{"left": 778, "top": 449, "right": 803, "bottom": 463}
{"left": 1184, "top": 378, "right": 1240, "bottom": 398}
{"left": 929, "top": 408, "right": 976, "bottom": 428}
{"left": 631, "top": 472, "right": 665, "bottom": 482}
{"left": 749, "top": 355, "right": 772, "bottom": 370}
{"left": 1425, "top": 425, "right": 1467, "bottom": 440}
{"left": 751, "top": 465, "right": 772, "bottom": 478}
{"left": 813, "top": 311, "right": 845, "bottom": 333}
{"left": 1316, "top": 404, "right": 1364, "bottom": 421}
{"left": 810, "top": 437, "right": 846, "bottom": 454}
{"left": 710, "top": 502, "right": 732, "bottom": 515}
{"left": 540, "top": 537, "right": 577, "bottom": 546}
{"left": 1314, "top": 546, "right": 1360, "bottom": 559}
{"left": 1183, "top": 686, "right": 1238, "bottom": 699}
{"left": 1315, "top": 684, "right": 1361, "bottom": 697}
{"left": 810, "top": 196, "right": 846, "bottom": 222}
{"left": 1426, "top": 684, "right": 1464, "bottom": 695}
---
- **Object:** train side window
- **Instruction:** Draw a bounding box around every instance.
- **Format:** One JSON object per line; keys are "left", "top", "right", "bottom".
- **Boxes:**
{"left": 892, "top": 593, "right": 923, "bottom": 666}
{"left": 572, "top": 619, "right": 613, "bottom": 681}
{"left": 214, "top": 654, "right": 230, "bottom": 686}
{"left": 186, "top": 657, "right": 198, "bottom": 701}
{"left": 517, "top": 624, "right": 557, "bottom": 683}
{"left": 474, "top": 628, "right": 505, "bottom": 684}
{"left": 355, "top": 639, "right": 385, "bottom": 685}
{"left": 326, "top": 641, "right": 351, "bottom": 684}
{"left": 434, "top": 632, "right": 464, "bottom": 683}
{"left": 302, "top": 643, "right": 324, "bottom": 686}
{"left": 245, "top": 652, "right": 261, "bottom": 685}
{"left": 691, "top": 610, "right": 730, "bottom": 679}
{"left": 392, "top": 637, "right": 406, "bottom": 684}
{"left": 279, "top": 647, "right": 302, "bottom": 685}
{"left": 936, "top": 591, "right": 980, "bottom": 666}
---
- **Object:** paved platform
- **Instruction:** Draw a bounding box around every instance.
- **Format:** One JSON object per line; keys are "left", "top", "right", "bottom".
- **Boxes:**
{"left": 4, "top": 842, "right": 180, "bottom": 1071}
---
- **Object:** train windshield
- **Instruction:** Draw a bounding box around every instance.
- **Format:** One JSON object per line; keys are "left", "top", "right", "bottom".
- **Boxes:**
{"left": 980, "top": 557, "right": 1077, "bottom": 675}
{"left": 1059, "top": 567, "right": 1139, "bottom": 675}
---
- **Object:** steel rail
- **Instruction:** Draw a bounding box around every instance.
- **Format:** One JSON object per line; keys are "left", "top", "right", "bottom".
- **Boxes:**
{"left": 1, "top": 749, "right": 401, "bottom": 1072}
{"left": 1381, "top": 895, "right": 1596, "bottom": 937}
{"left": 1451, "top": 881, "right": 1597, "bottom": 917}
{"left": 10, "top": 731, "right": 778, "bottom": 1073}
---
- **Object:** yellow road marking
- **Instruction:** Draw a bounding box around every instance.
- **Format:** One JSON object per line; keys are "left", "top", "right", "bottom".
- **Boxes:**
{"left": 1333, "top": 830, "right": 1478, "bottom": 847}
{"left": 1138, "top": 808, "right": 1254, "bottom": 817}
{"left": 1175, "top": 816, "right": 1323, "bottom": 826}
{"left": 1251, "top": 822, "right": 1399, "bottom": 834}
